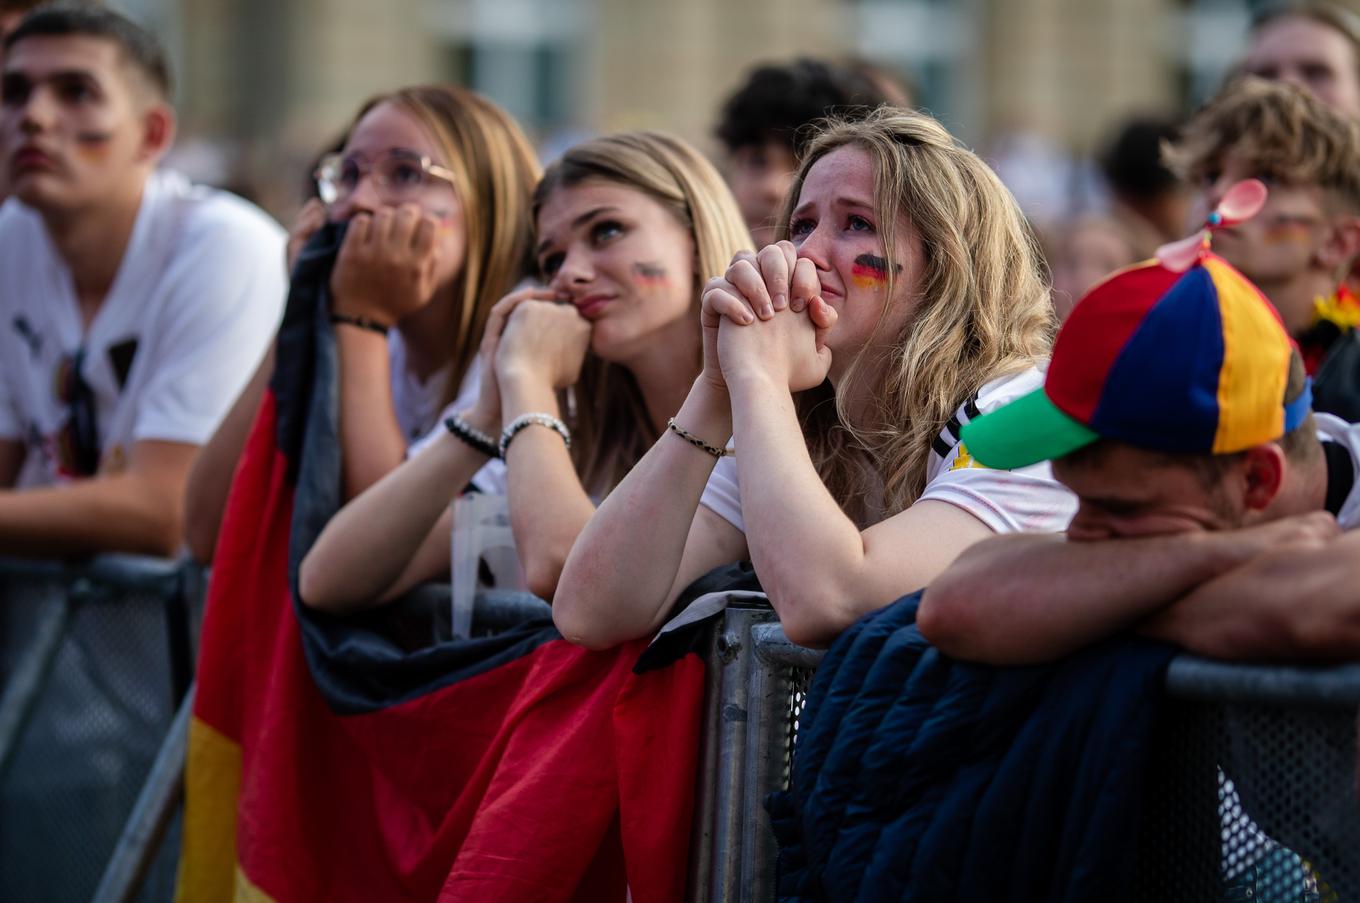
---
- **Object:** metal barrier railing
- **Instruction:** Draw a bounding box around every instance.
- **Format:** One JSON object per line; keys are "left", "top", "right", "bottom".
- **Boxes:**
{"left": 688, "top": 601, "right": 1360, "bottom": 903}
{"left": 0, "top": 555, "right": 203, "bottom": 903}
{"left": 13, "top": 574, "right": 1348, "bottom": 903}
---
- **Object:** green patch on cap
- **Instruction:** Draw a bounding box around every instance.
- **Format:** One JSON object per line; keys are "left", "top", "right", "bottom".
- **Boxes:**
{"left": 960, "top": 387, "right": 1101, "bottom": 470}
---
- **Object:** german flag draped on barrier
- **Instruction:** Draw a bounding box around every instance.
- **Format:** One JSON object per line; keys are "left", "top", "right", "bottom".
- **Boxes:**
{"left": 176, "top": 223, "right": 706, "bottom": 903}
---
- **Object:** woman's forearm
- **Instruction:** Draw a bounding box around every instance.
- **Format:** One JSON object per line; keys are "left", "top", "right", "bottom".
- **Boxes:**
{"left": 335, "top": 327, "right": 408, "bottom": 499}
{"left": 498, "top": 374, "right": 598, "bottom": 599}
{"left": 299, "top": 429, "right": 491, "bottom": 612}
{"left": 726, "top": 372, "right": 870, "bottom": 644}
{"left": 554, "top": 379, "right": 734, "bottom": 648}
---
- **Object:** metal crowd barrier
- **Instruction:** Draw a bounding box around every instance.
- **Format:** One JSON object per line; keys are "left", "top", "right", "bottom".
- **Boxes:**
{"left": 0, "top": 555, "right": 204, "bottom": 903}
{"left": 686, "top": 601, "right": 1360, "bottom": 903}
{"left": 68, "top": 586, "right": 1360, "bottom": 902}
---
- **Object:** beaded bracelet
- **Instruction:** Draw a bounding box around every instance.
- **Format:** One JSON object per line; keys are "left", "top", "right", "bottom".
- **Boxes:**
{"left": 444, "top": 414, "right": 500, "bottom": 459}
{"left": 329, "top": 312, "right": 390, "bottom": 335}
{"left": 500, "top": 413, "right": 571, "bottom": 458}
{"left": 667, "top": 418, "right": 733, "bottom": 459}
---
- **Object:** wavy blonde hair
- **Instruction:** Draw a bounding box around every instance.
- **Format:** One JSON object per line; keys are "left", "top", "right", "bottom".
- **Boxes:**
{"left": 353, "top": 85, "right": 541, "bottom": 409}
{"left": 532, "top": 131, "right": 751, "bottom": 494}
{"left": 776, "top": 108, "right": 1054, "bottom": 523}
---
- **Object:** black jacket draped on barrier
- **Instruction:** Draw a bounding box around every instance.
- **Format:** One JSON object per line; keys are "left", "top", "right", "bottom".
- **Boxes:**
{"left": 768, "top": 591, "right": 1177, "bottom": 903}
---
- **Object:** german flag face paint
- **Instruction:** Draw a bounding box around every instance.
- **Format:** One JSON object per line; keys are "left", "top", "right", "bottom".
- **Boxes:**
{"left": 850, "top": 254, "right": 901, "bottom": 290}
{"left": 632, "top": 261, "right": 669, "bottom": 291}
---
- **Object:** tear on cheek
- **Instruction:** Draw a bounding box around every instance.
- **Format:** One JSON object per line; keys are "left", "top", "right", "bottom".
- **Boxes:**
{"left": 633, "top": 262, "right": 668, "bottom": 289}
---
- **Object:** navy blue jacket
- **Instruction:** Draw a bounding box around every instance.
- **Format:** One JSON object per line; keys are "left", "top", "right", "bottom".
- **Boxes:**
{"left": 768, "top": 591, "right": 1176, "bottom": 902}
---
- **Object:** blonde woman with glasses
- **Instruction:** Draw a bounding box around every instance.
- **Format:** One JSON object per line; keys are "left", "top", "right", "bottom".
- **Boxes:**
{"left": 298, "top": 131, "right": 752, "bottom": 608}
{"left": 183, "top": 85, "right": 540, "bottom": 561}
{"left": 555, "top": 108, "right": 1078, "bottom": 649}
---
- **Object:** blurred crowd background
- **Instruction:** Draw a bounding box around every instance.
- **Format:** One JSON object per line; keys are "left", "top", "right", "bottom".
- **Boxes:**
{"left": 115, "top": 0, "right": 1287, "bottom": 228}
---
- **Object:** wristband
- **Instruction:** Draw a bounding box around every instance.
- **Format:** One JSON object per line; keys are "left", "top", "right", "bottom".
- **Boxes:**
{"left": 667, "top": 417, "right": 732, "bottom": 459}
{"left": 330, "top": 312, "right": 389, "bottom": 335}
{"left": 500, "top": 413, "right": 571, "bottom": 457}
{"left": 444, "top": 414, "right": 500, "bottom": 458}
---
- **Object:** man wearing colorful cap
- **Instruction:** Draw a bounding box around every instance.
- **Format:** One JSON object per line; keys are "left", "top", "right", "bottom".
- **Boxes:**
{"left": 917, "top": 250, "right": 1360, "bottom": 664}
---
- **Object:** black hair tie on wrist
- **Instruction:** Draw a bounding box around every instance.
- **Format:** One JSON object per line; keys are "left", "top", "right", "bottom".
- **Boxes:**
{"left": 329, "top": 312, "right": 389, "bottom": 336}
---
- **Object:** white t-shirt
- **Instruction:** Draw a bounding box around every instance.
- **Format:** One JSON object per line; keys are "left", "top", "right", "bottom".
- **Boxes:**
{"left": 1316, "top": 413, "right": 1360, "bottom": 529}
{"left": 0, "top": 170, "right": 287, "bottom": 487}
{"left": 388, "top": 329, "right": 451, "bottom": 446}
{"left": 699, "top": 367, "right": 1078, "bottom": 536}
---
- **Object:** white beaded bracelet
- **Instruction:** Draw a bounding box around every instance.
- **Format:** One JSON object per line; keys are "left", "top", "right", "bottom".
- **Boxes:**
{"left": 500, "top": 412, "right": 571, "bottom": 457}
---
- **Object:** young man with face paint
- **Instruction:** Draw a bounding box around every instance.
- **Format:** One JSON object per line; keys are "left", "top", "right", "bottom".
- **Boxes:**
{"left": 1163, "top": 77, "right": 1360, "bottom": 421}
{"left": 919, "top": 253, "right": 1360, "bottom": 665}
{"left": 0, "top": 5, "right": 286, "bottom": 557}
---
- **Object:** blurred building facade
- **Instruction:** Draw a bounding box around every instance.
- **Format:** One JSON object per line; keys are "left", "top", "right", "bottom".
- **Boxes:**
{"left": 110, "top": 0, "right": 1286, "bottom": 218}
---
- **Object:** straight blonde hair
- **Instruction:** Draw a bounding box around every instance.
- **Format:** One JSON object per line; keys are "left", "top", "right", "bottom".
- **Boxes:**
{"left": 355, "top": 85, "right": 542, "bottom": 409}
{"left": 532, "top": 131, "right": 751, "bottom": 494}
{"left": 777, "top": 109, "right": 1054, "bottom": 523}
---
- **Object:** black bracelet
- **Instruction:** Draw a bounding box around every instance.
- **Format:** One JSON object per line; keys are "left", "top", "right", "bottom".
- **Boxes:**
{"left": 329, "top": 312, "right": 389, "bottom": 335}
{"left": 444, "top": 414, "right": 501, "bottom": 458}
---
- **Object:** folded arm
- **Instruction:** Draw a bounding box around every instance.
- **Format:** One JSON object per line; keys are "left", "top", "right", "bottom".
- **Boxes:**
{"left": 0, "top": 439, "right": 197, "bottom": 558}
{"left": 919, "top": 512, "right": 1340, "bottom": 664}
{"left": 728, "top": 371, "right": 995, "bottom": 647}
{"left": 1143, "top": 527, "right": 1360, "bottom": 661}
{"left": 298, "top": 424, "right": 493, "bottom": 613}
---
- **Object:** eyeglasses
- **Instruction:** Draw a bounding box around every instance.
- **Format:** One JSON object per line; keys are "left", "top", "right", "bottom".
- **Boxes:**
{"left": 313, "top": 149, "right": 457, "bottom": 207}
{"left": 53, "top": 348, "right": 100, "bottom": 477}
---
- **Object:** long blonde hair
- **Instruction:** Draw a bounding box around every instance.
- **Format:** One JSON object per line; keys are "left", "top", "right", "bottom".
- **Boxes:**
{"left": 532, "top": 131, "right": 750, "bottom": 494}
{"left": 354, "top": 85, "right": 541, "bottom": 409}
{"left": 777, "top": 109, "right": 1054, "bottom": 523}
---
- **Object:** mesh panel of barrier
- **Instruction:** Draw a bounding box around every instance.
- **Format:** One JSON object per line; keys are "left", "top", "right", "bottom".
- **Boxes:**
{"left": 0, "top": 564, "right": 185, "bottom": 903}
{"left": 1135, "top": 697, "right": 1358, "bottom": 902}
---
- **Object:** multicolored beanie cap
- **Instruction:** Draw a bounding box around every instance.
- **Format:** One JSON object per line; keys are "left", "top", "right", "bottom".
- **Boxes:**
{"left": 962, "top": 180, "right": 1313, "bottom": 469}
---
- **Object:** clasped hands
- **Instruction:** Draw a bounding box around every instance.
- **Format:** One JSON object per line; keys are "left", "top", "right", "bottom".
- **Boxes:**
{"left": 701, "top": 241, "right": 837, "bottom": 394}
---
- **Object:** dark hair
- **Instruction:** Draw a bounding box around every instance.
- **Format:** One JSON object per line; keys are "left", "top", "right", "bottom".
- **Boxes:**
{"left": 0, "top": 1, "right": 46, "bottom": 18}
{"left": 4, "top": 3, "right": 171, "bottom": 98}
{"left": 714, "top": 58, "right": 892, "bottom": 157}
{"left": 1099, "top": 116, "right": 1183, "bottom": 200}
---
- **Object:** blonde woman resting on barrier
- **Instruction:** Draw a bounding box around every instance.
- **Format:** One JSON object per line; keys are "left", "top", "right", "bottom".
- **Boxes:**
{"left": 554, "top": 109, "right": 1078, "bottom": 650}
{"left": 299, "top": 132, "right": 751, "bottom": 609}
{"left": 183, "top": 85, "right": 540, "bottom": 562}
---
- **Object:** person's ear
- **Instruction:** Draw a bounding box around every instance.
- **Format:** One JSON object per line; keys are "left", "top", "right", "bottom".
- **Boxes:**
{"left": 1316, "top": 213, "right": 1360, "bottom": 272}
{"left": 137, "top": 103, "right": 176, "bottom": 164}
{"left": 1242, "top": 443, "right": 1286, "bottom": 511}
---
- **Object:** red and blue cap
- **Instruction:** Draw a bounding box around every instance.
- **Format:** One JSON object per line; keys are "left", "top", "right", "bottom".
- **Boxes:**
{"left": 962, "top": 180, "right": 1313, "bottom": 469}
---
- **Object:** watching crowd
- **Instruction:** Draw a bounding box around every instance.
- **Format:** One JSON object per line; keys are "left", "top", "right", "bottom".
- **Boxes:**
{"left": 2, "top": 0, "right": 1359, "bottom": 899}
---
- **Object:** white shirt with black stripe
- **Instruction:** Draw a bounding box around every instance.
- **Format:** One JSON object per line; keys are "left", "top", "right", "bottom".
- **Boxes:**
{"left": 699, "top": 366, "right": 1078, "bottom": 536}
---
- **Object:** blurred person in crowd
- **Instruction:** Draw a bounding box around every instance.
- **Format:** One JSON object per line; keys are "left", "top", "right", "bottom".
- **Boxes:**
{"left": 920, "top": 248, "right": 1360, "bottom": 664}
{"left": 715, "top": 58, "right": 893, "bottom": 246}
{"left": 1047, "top": 216, "right": 1141, "bottom": 320}
{"left": 1242, "top": 0, "right": 1360, "bottom": 121}
{"left": 298, "top": 131, "right": 751, "bottom": 607}
{"left": 1165, "top": 77, "right": 1360, "bottom": 420}
{"left": 1099, "top": 116, "right": 1190, "bottom": 257}
{"left": 182, "top": 86, "right": 540, "bottom": 563}
{"left": 555, "top": 109, "right": 1075, "bottom": 650}
{"left": 0, "top": 4, "right": 285, "bottom": 557}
